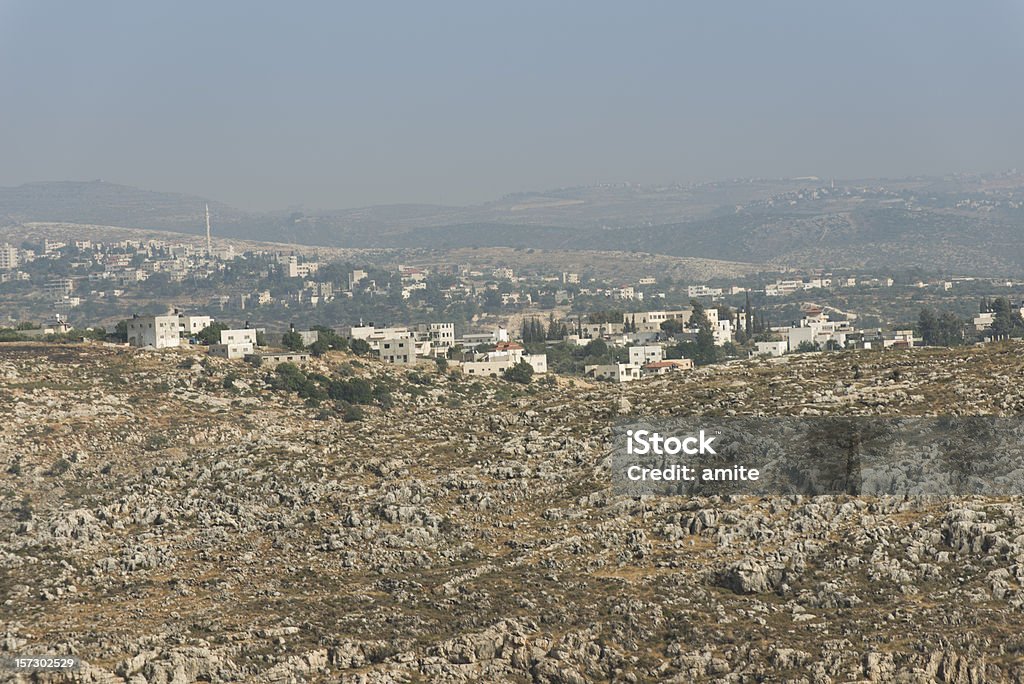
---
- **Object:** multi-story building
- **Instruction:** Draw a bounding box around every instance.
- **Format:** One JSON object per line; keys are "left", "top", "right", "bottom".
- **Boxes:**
{"left": 0, "top": 244, "right": 19, "bottom": 270}
{"left": 346, "top": 324, "right": 413, "bottom": 351}
{"left": 46, "top": 278, "right": 75, "bottom": 298}
{"left": 379, "top": 337, "right": 415, "bottom": 365}
{"left": 414, "top": 323, "right": 455, "bottom": 355}
{"left": 628, "top": 345, "right": 664, "bottom": 367}
{"left": 125, "top": 314, "right": 180, "bottom": 349}
{"left": 221, "top": 328, "right": 258, "bottom": 346}
{"left": 459, "top": 326, "right": 509, "bottom": 348}
{"left": 179, "top": 314, "right": 214, "bottom": 337}
{"left": 687, "top": 285, "right": 723, "bottom": 298}
{"left": 461, "top": 351, "right": 547, "bottom": 377}
{"left": 348, "top": 269, "right": 368, "bottom": 290}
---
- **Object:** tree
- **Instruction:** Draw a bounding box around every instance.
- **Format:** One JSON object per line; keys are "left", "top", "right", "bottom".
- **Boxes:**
{"left": 583, "top": 338, "right": 608, "bottom": 358}
{"left": 744, "top": 292, "right": 753, "bottom": 337}
{"left": 917, "top": 308, "right": 939, "bottom": 346}
{"left": 328, "top": 377, "right": 373, "bottom": 404}
{"left": 503, "top": 360, "right": 534, "bottom": 384}
{"left": 311, "top": 326, "right": 348, "bottom": 351}
{"left": 521, "top": 318, "right": 546, "bottom": 343}
{"left": 990, "top": 297, "right": 1024, "bottom": 339}
{"left": 937, "top": 312, "right": 964, "bottom": 346}
{"left": 308, "top": 339, "right": 329, "bottom": 357}
{"left": 546, "top": 313, "right": 560, "bottom": 340}
{"left": 687, "top": 300, "right": 718, "bottom": 365}
{"left": 196, "top": 322, "right": 229, "bottom": 345}
{"left": 733, "top": 310, "right": 748, "bottom": 345}
{"left": 916, "top": 307, "right": 964, "bottom": 346}
{"left": 795, "top": 340, "right": 820, "bottom": 353}
{"left": 350, "top": 338, "right": 371, "bottom": 356}
{"left": 343, "top": 404, "right": 365, "bottom": 422}
{"left": 660, "top": 319, "right": 684, "bottom": 335}
{"left": 281, "top": 330, "right": 305, "bottom": 351}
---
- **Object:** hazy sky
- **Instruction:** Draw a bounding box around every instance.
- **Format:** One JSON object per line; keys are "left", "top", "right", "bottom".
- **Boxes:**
{"left": 1, "top": 1, "right": 1022, "bottom": 210}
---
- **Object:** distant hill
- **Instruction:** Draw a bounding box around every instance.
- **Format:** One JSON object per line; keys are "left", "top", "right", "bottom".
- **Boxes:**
{"left": 3, "top": 175, "right": 1024, "bottom": 274}
{"left": 0, "top": 180, "right": 246, "bottom": 235}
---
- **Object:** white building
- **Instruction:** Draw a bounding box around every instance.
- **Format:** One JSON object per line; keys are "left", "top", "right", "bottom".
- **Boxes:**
{"left": 462, "top": 359, "right": 513, "bottom": 377}
{"left": 754, "top": 340, "right": 788, "bottom": 357}
{"left": 612, "top": 286, "right": 637, "bottom": 301}
{"left": 713, "top": 317, "right": 734, "bottom": 346}
{"left": 627, "top": 309, "right": 717, "bottom": 334}
{"left": 765, "top": 280, "right": 804, "bottom": 297}
{"left": 687, "top": 285, "right": 723, "bottom": 298}
{"left": 379, "top": 337, "right": 416, "bottom": 365}
{"left": 221, "top": 328, "right": 258, "bottom": 346}
{"left": 884, "top": 330, "right": 919, "bottom": 348}
{"left": 415, "top": 322, "right": 455, "bottom": 355}
{"left": 522, "top": 354, "right": 548, "bottom": 374}
{"left": 629, "top": 345, "right": 664, "bottom": 367}
{"left": 585, "top": 363, "right": 641, "bottom": 383}
{"left": 0, "top": 244, "right": 19, "bottom": 270}
{"left": 462, "top": 343, "right": 547, "bottom": 376}
{"left": 781, "top": 307, "right": 853, "bottom": 352}
{"left": 179, "top": 314, "right": 214, "bottom": 337}
{"left": 125, "top": 314, "right": 180, "bottom": 349}
{"left": 209, "top": 342, "right": 254, "bottom": 359}
{"left": 347, "top": 324, "right": 413, "bottom": 351}
{"left": 459, "top": 326, "right": 509, "bottom": 347}
{"left": 255, "top": 352, "right": 311, "bottom": 367}
{"left": 641, "top": 359, "right": 694, "bottom": 375}
{"left": 973, "top": 312, "right": 994, "bottom": 332}
{"left": 277, "top": 254, "right": 317, "bottom": 278}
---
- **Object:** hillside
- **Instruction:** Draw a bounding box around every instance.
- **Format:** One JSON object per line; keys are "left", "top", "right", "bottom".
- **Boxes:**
{"left": 3, "top": 342, "right": 1024, "bottom": 680}
{"left": 5, "top": 175, "right": 1024, "bottom": 274}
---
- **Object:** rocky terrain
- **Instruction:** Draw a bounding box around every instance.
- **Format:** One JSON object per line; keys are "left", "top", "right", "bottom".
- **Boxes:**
{"left": 3, "top": 342, "right": 1024, "bottom": 682}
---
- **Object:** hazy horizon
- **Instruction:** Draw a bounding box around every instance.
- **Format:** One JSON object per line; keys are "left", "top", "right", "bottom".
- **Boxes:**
{"left": 2, "top": 1, "right": 1022, "bottom": 212}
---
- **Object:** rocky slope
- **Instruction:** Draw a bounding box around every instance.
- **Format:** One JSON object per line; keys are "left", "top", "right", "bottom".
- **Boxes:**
{"left": 3, "top": 342, "right": 1024, "bottom": 682}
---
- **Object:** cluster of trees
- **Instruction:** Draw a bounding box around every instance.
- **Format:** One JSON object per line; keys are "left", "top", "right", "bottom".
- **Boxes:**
{"left": 983, "top": 298, "right": 1024, "bottom": 339}
{"left": 0, "top": 325, "right": 110, "bottom": 343}
{"left": 521, "top": 315, "right": 570, "bottom": 343}
{"left": 196, "top": 322, "right": 229, "bottom": 345}
{"left": 280, "top": 325, "right": 351, "bottom": 355}
{"left": 660, "top": 300, "right": 719, "bottom": 365}
{"left": 916, "top": 299, "right": 1024, "bottom": 346}
{"left": 269, "top": 362, "right": 391, "bottom": 420}
{"left": 531, "top": 337, "right": 627, "bottom": 375}
{"left": 730, "top": 293, "right": 771, "bottom": 344}
{"left": 503, "top": 360, "right": 535, "bottom": 384}
{"left": 916, "top": 308, "right": 967, "bottom": 346}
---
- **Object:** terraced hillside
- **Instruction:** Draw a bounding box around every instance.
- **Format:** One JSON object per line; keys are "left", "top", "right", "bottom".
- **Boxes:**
{"left": 3, "top": 342, "right": 1024, "bottom": 682}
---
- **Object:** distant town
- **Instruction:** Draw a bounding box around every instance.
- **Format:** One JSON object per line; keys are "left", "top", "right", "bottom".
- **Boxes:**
{"left": 4, "top": 227, "right": 1024, "bottom": 383}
